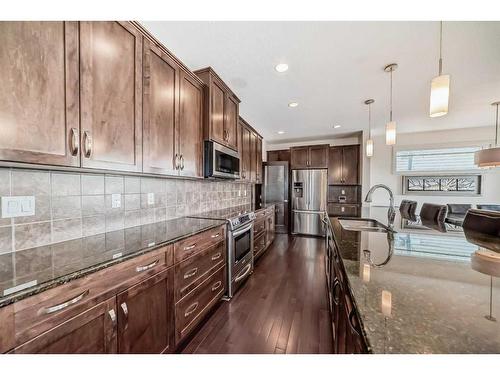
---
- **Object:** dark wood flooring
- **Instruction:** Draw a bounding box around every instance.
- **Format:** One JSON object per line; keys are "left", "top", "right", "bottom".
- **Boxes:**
{"left": 181, "top": 234, "right": 333, "bottom": 354}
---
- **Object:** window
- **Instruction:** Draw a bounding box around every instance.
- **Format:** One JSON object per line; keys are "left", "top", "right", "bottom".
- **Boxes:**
{"left": 395, "top": 146, "right": 481, "bottom": 173}
{"left": 402, "top": 175, "right": 481, "bottom": 195}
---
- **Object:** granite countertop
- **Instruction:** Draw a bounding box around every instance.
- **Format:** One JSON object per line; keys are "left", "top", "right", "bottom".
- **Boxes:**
{"left": 330, "top": 206, "right": 500, "bottom": 354}
{"left": 0, "top": 217, "right": 225, "bottom": 308}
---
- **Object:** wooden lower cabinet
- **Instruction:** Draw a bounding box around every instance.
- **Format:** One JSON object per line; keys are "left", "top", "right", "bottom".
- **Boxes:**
{"left": 328, "top": 203, "right": 360, "bottom": 217}
{"left": 175, "top": 265, "right": 226, "bottom": 344}
{"left": 117, "top": 269, "right": 174, "bottom": 354}
{"left": 11, "top": 297, "right": 117, "bottom": 354}
{"left": 254, "top": 206, "right": 276, "bottom": 260}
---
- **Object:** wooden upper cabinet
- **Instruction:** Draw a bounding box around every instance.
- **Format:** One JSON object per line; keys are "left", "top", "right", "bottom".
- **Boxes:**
{"left": 142, "top": 39, "right": 178, "bottom": 175}
{"left": 117, "top": 269, "right": 173, "bottom": 354}
{"left": 291, "top": 145, "right": 328, "bottom": 169}
{"left": 12, "top": 297, "right": 117, "bottom": 354}
{"left": 0, "top": 21, "right": 80, "bottom": 167}
{"left": 195, "top": 67, "right": 240, "bottom": 151}
{"left": 178, "top": 71, "right": 204, "bottom": 178}
{"left": 309, "top": 145, "right": 329, "bottom": 168}
{"left": 290, "top": 146, "right": 309, "bottom": 169}
{"left": 328, "top": 145, "right": 359, "bottom": 185}
{"left": 255, "top": 136, "right": 263, "bottom": 183}
{"left": 209, "top": 79, "right": 226, "bottom": 145}
{"left": 249, "top": 131, "right": 257, "bottom": 182}
{"left": 79, "top": 21, "right": 143, "bottom": 172}
{"left": 224, "top": 95, "right": 239, "bottom": 150}
{"left": 341, "top": 145, "right": 360, "bottom": 185}
{"left": 267, "top": 149, "right": 290, "bottom": 163}
{"left": 239, "top": 120, "right": 251, "bottom": 181}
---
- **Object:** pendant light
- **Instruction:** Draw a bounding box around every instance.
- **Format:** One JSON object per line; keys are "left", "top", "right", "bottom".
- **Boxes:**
{"left": 429, "top": 21, "right": 451, "bottom": 117}
{"left": 384, "top": 63, "right": 398, "bottom": 145}
{"left": 474, "top": 101, "right": 500, "bottom": 168}
{"left": 364, "top": 99, "right": 374, "bottom": 157}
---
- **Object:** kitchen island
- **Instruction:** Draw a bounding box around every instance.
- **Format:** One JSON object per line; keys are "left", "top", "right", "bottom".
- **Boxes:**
{"left": 327, "top": 206, "right": 500, "bottom": 354}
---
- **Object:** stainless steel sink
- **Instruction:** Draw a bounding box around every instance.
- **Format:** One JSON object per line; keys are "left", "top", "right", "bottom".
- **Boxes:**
{"left": 338, "top": 218, "right": 390, "bottom": 232}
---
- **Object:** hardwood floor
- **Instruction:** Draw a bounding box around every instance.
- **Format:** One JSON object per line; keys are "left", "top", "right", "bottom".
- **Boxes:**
{"left": 181, "top": 234, "right": 333, "bottom": 354}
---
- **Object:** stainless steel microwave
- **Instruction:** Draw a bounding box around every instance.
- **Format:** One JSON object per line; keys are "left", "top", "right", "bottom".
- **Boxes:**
{"left": 204, "top": 141, "right": 240, "bottom": 179}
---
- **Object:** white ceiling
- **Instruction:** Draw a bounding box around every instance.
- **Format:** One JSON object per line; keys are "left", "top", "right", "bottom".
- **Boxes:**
{"left": 142, "top": 21, "right": 500, "bottom": 143}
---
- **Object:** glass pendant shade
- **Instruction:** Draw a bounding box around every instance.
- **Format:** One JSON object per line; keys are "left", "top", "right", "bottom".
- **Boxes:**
{"left": 366, "top": 139, "right": 374, "bottom": 157}
{"left": 385, "top": 121, "right": 396, "bottom": 145}
{"left": 429, "top": 74, "right": 450, "bottom": 117}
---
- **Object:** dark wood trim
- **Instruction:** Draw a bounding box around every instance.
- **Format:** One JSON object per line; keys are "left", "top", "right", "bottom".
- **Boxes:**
{"left": 193, "top": 66, "right": 241, "bottom": 103}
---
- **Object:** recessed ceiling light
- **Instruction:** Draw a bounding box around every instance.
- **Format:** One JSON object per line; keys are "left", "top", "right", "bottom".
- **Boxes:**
{"left": 277, "top": 131, "right": 285, "bottom": 135}
{"left": 334, "top": 125, "right": 341, "bottom": 129}
{"left": 288, "top": 102, "right": 299, "bottom": 108}
{"left": 275, "top": 63, "right": 289, "bottom": 73}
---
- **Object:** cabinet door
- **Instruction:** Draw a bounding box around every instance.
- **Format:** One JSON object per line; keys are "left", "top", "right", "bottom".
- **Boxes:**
{"left": 249, "top": 131, "right": 257, "bottom": 182}
{"left": 255, "top": 136, "right": 263, "bottom": 183}
{"left": 117, "top": 269, "right": 173, "bottom": 354}
{"left": 12, "top": 297, "right": 117, "bottom": 354}
{"left": 210, "top": 79, "right": 226, "bottom": 145}
{"left": 142, "top": 40, "right": 178, "bottom": 175}
{"left": 80, "top": 21, "right": 143, "bottom": 172}
{"left": 341, "top": 145, "right": 359, "bottom": 185}
{"left": 328, "top": 146, "right": 343, "bottom": 184}
{"left": 309, "top": 145, "right": 329, "bottom": 168}
{"left": 179, "top": 71, "right": 204, "bottom": 178}
{"left": 290, "top": 146, "right": 309, "bottom": 169}
{"left": 0, "top": 22, "right": 80, "bottom": 167}
{"left": 224, "top": 94, "right": 239, "bottom": 150}
{"left": 241, "top": 124, "right": 251, "bottom": 181}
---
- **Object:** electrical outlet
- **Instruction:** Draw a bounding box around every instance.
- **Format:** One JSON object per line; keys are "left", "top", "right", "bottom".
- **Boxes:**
{"left": 147, "top": 193, "right": 155, "bottom": 205}
{"left": 111, "top": 194, "right": 121, "bottom": 209}
{"left": 1, "top": 196, "right": 35, "bottom": 218}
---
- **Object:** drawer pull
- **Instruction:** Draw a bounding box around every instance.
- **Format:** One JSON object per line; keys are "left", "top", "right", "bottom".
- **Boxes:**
{"left": 211, "top": 233, "right": 221, "bottom": 239}
{"left": 184, "top": 302, "right": 199, "bottom": 317}
{"left": 211, "top": 252, "right": 222, "bottom": 261}
{"left": 211, "top": 281, "right": 222, "bottom": 292}
{"left": 183, "top": 267, "right": 198, "bottom": 279}
{"left": 184, "top": 244, "right": 196, "bottom": 251}
{"left": 135, "top": 259, "right": 159, "bottom": 273}
{"left": 235, "top": 264, "right": 252, "bottom": 282}
{"left": 108, "top": 309, "right": 117, "bottom": 327}
{"left": 38, "top": 289, "right": 89, "bottom": 315}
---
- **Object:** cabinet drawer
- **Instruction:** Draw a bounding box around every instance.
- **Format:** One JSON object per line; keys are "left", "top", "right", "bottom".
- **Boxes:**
{"left": 255, "top": 209, "right": 267, "bottom": 220}
{"left": 328, "top": 203, "right": 359, "bottom": 217}
{"left": 174, "top": 241, "right": 226, "bottom": 302}
{"left": 175, "top": 265, "right": 225, "bottom": 343}
{"left": 328, "top": 186, "right": 360, "bottom": 204}
{"left": 174, "top": 226, "right": 225, "bottom": 264}
{"left": 253, "top": 218, "right": 266, "bottom": 237}
{"left": 4, "top": 245, "right": 170, "bottom": 351}
{"left": 254, "top": 232, "right": 266, "bottom": 256}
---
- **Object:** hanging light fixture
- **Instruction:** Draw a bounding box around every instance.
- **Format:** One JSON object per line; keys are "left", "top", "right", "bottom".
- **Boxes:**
{"left": 474, "top": 101, "right": 500, "bottom": 168}
{"left": 429, "top": 21, "right": 451, "bottom": 118}
{"left": 384, "top": 63, "right": 398, "bottom": 145}
{"left": 364, "top": 99, "right": 374, "bottom": 157}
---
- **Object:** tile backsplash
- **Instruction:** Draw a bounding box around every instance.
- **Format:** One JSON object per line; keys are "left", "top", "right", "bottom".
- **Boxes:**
{"left": 0, "top": 168, "right": 252, "bottom": 254}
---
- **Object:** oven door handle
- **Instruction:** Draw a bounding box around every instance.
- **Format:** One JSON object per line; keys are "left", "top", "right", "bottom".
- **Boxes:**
{"left": 235, "top": 263, "right": 252, "bottom": 283}
{"left": 232, "top": 223, "right": 253, "bottom": 237}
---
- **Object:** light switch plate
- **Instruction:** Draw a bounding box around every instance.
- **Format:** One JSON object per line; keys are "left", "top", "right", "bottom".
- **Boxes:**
{"left": 1, "top": 196, "right": 35, "bottom": 218}
{"left": 111, "top": 194, "right": 121, "bottom": 209}
{"left": 147, "top": 193, "right": 155, "bottom": 205}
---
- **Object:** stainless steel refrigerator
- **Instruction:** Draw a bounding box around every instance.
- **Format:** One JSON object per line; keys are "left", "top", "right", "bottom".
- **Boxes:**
{"left": 292, "top": 169, "right": 327, "bottom": 236}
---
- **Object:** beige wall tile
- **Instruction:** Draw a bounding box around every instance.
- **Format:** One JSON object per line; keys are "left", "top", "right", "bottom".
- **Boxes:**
{"left": 83, "top": 215, "right": 105, "bottom": 237}
{"left": 105, "top": 175, "right": 124, "bottom": 195}
{"left": 82, "top": 195, "right": 105, "bottom": 216}
{"left": 51, "top": 196, "right": 81, "bottom": 220}
{"left": 51, "top": 173, "right": 81, "bottom": 196}
{"left": 124, "top": 177, "right": 141, "bottom": 194}
{"left": 15, "top": 246, "right": 52, "bottom": 278}
{"left": 105, "top": 211, "right": 124, "bottom": 232}
{"left": 52, "top": 218, "right": 82, "bottom": 243}
{"left": 12, "top": 170, "right": 50, "bottom": 195}
{"left": 81, "top": 174, "right": 105, "bottom": 195}
{"left": 14, "top": 222, "right": 51, "bottom": 251}
{"left": 0, "top": 169, "right": 11, "bottom": 196}
{"left": 124, "top": 194, "right": 141, "bottom": 211}
{"left": 0, "top": 252, "right": 14, "bottom": 282}
{"left": 0, "top": 226, "right": 13, "bottom": 254}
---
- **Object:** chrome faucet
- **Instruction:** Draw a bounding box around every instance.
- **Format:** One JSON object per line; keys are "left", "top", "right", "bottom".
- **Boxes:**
{"left": 364, "top": 184, "right": 396, "bottom": 228}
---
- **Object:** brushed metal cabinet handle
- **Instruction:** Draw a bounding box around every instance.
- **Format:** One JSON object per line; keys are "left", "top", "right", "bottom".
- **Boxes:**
{"left": 83, "top": 131, "right": 92, "bottom": 158}
{"left": 174, "top": 153, "right": 179, "bottom": 170}
{"left": 211, "top": 233, "right": 220, "bottom": 239}
{"left": 108, "top": 309, "right": 117, "bottom": 328}
{"left": 184, "top": 244, "right": 196, "bottom": 251}
{"left": 183, "top": 267, "right": 198, "bottom": 279}
{"left": 38, "top": 289, "right": 90, "bottom": 315}
{"left": 180, "top": 154, "right": 184, "bottom": 170}
{"left": 70, "top": 128, "right": 79, "bottom": 156}
{"left": 235, "top": 264, "right": 252, "bottom": 282}
{"left": 121, "top": 302, "right": 128, "bottom": 317}
{"left": 211, "top": 252, "right": 222, "bottom": 261}
{"left": 136, "top": 259, "right": 159, "bottom": 273}
{"left": 211, "top": 281, "right": 222, "bottom": 292}
{"left": 184, "top": 302, "right": 199, "bottom": 317}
